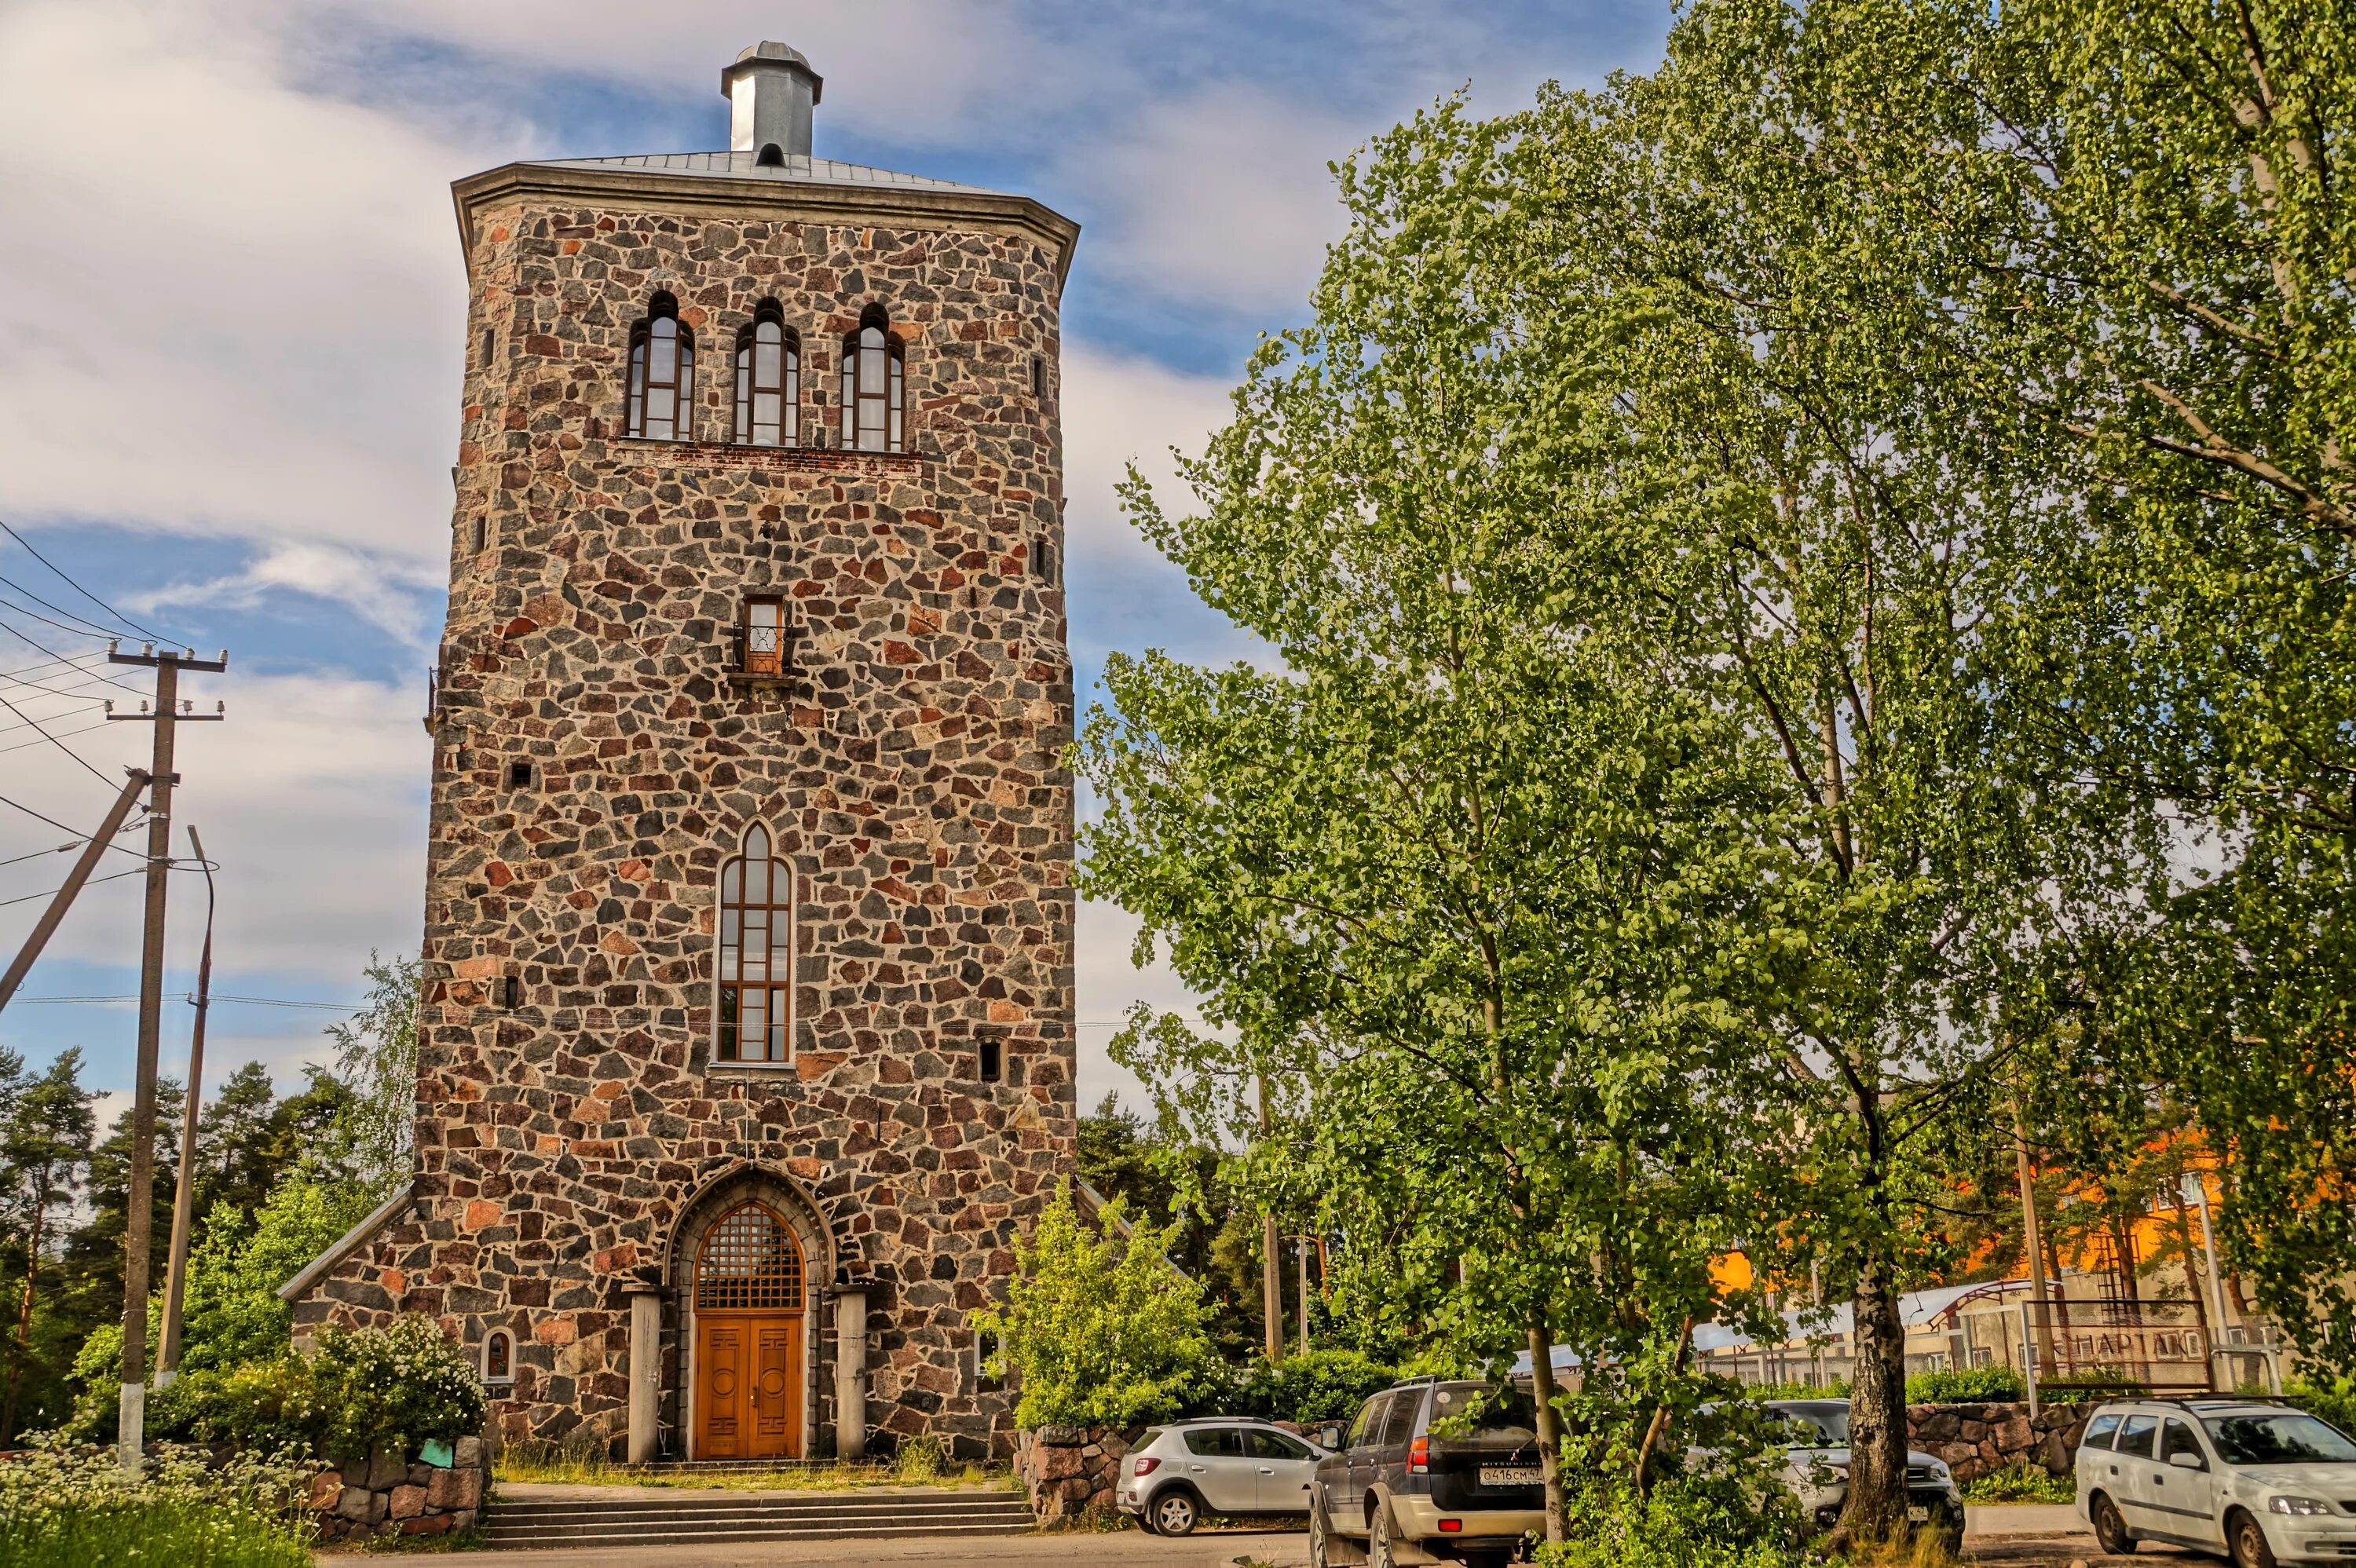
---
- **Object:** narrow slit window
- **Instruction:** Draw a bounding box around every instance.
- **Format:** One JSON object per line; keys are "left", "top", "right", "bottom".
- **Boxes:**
{"left": 717, "top": 822, "right": 793, "bottom": 1065}
{"left": 502, "top": 975, "right": 521, "bottom": 1011}
{"left": 1030, "top": 353, "right": 1045, "bottom": 399}
{"left": 839, "top": 305, "right": 905, "bottom": 454}
{"left": 734, "top": 305, "right": 798, "bottom": 447}
{"left": 472, "top": 518, "right": 487, "bottom": 554}
{"left": 979, "top": 1037, "right": 1002, "bottom": 1084}
{"left": 1029, "top": 538, "right": 1054, "bottom": 581}
{"left": 626, "top": 292, "right": 694, "bottom": 441}
{"left": 508, "top": 759, "right": 533, "bottom": 790}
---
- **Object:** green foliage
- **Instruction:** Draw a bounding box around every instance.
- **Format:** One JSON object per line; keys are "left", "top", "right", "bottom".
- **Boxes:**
{"left": 1904, "top": 1367, "right": 2025, "bottom": 1404}
{"left": 1960, "top": 1461, "right": 2072, "bottom": 1505}
{"left": 2036, "top": 1367, "right": 2146, "bottom": 1405}
{"left": 175, "top": 1170, "right": 382, "bottom": 1374}
{"left": 323, "top": 953, "right": 423, "bottom": 1199}
{"left": 969, "top": 1184, "right": 1217, "bottom": 1431}
{"left": 0, "top": 1438, "right": 312, "bottom": 1568}
{"left": 1230, "top": 1350, "right": 1396, "bottom": 1426}
{"left": 145, "top": 1317, "right": 482, "bottom": 1463}
{"left": 2285, "top": 1376, "right": 2356, "bottom": 1438}
{"left": 1533, "top": 1475, "right": 1808, "bottom": 1568}
{"left": 1748, "top": 1379, "right": 1850, "bottom": 1402}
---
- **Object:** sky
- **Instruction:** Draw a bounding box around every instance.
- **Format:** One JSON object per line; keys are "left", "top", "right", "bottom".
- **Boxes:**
{"left": 0, "top": 0, "right": 1671, "bottom": 1127}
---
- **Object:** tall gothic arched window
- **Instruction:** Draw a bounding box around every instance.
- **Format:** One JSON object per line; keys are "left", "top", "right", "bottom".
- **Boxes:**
{"left": 734, "top": 305, "right": 797, "bottom": 447}
{"left": 839, "top": 304, "right": 903, "bottom": 453}
{"left": 627, "top": 292, "right": 694, "bottom": 441}
{"left": 717, "top": 822, "right": 792, "bottom": 1064}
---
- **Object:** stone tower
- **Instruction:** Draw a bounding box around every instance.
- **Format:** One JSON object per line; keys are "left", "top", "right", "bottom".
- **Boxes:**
{"left": 284, "top": 43, "right": 1080, "bottom": 1464}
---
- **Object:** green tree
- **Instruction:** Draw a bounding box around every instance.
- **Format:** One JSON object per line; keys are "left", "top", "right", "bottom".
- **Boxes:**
{"left": 969, "top": 1183, "right": 1216, "bottom": 1431}
{"left": 323, "top": 952, "right": 419, "bottom": 1198}
{"left": 0, "top": 1048, "right": 97, "bottom": 1439}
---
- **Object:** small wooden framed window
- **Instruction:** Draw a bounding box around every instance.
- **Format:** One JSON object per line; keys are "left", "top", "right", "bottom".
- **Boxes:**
{"left": 839, "top": 304, "right": 904, "bottom": 454}
{"left": 626, "top": 292, "right": 695, "bottom": 441}
{"left": 734, "top": 305, "right": 798, "bottom": 447}
{"left": 482, "top": 1329, "right": 515, "bottom": 1385}
{"left": 740, "top": 595, "right": 786, "bottom": 678}
{"left": 716, "top": 822, "right": 793, "bottom": 1065}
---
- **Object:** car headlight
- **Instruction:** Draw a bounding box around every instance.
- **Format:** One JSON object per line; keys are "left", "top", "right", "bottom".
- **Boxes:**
{"left": 2268, "top": 1496, "right": 2331, "bottom": 1516}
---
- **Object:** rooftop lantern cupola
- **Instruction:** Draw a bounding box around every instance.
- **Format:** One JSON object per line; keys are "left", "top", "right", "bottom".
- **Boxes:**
{"left": 723, "top": 42, "right": 822, "bottom": 167}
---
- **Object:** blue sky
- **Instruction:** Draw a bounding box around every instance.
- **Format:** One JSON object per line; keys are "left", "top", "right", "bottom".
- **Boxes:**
{"left": 0, "top": 0, "right": 1671, "bottom": 1120}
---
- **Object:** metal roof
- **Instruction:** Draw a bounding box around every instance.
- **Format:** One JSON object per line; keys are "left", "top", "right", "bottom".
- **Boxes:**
{"left": 523, "top": 151, "right": 1004, "bottom": 197}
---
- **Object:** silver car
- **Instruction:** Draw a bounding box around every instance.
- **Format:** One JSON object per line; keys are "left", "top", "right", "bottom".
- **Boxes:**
{"left": 1117, "top": 1417, "right": 1330, "bottom": 1536}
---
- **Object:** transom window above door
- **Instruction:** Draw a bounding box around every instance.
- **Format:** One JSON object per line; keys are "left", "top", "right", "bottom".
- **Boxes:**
{"left": 717, "top": 822, "right": 792, "bottom": 1065}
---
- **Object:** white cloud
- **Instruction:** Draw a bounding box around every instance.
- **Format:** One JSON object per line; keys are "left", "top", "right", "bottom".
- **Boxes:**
{"left": 1058, "top": 84, "right": 1355, "bottom": 318}
{"left": 0, "top": 0, "right": 471, "bottom": 571}
{"left": 130, "top": 543, "right": 441, "bottom": 650}
{"left": 1059, "top": 346, "right": 1238, "bottom": 568}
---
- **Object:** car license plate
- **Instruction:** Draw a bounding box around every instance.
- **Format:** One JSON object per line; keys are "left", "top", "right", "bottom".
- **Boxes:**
{"left": 1907, "top": 1505, "right": 1930, "bottom": 1523}
{"left": 1481, "top": 1466, "right": 1542, "bottom": 1486}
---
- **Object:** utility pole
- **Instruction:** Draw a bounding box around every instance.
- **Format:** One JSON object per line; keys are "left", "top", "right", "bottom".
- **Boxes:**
{"left": 1295, "top": 1237, "right": 1312, "bottom": 1357}
{"left": 104, "top": 643, "right": 225, "bottom": 1468}
{"left": 158, "top": 824, "right": 215, "bottom": 1383}
{"left": 2013, "top": 1102, "right": 2057, "bottom": 1374}
{"left": 0, "top": 769, "right": 151, "bottom": 1015}
{"left": 1257, "top": 1075, "right": 1282, "bottom": 1363}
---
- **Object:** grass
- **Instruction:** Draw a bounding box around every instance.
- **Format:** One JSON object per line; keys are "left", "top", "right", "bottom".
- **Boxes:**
{"left": 1959, "top": 1460, "right": 2073, "bottom": 1505}
{"left": 0, "top": 1497, "right": 312, "bottom": 1568}
{"left": 492, "top": 1438, "right": 1012, "bottom": 1493}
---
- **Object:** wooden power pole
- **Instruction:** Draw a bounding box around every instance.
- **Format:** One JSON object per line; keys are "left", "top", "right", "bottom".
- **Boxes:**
{"left": 104, "top": 644, "right": 225, "bottom": 1468}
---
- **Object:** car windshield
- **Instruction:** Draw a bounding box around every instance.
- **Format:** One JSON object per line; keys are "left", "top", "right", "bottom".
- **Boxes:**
{"left": 2202, "top": 1413, "right": 2356, "bottom": 1466}
{"left": 1431, "top": 1382, "right": 1538, "bottom": 1441}
{"left": 1772, "top": 1405, "right": 1850, "bottom": 1446}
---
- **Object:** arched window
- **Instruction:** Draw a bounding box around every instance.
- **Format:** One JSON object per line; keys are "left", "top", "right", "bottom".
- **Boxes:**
{"left": 734, "top": 305, "right": 798, "bottom": 447}
{"left": 839, "top": 305, "right": 903, "bottom": 453}
{"left": 482, "top": 1328, "right": 514, "bottom": 1385}
{"left": 695, "top": 1202, "right": 805, "bottom": 1310}
{"left": 627, "top": 292, "right": 695, "bottom": 441}
{"left": 718, "top": 822, "right": 792, "bottom": 1064}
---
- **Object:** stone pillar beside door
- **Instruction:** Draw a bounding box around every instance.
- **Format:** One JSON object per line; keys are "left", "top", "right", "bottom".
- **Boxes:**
{"left": 626, "top": 1285, "right": 663, "bottom": 1464}
{"left": 834, "top": 1288, "right": 866, "bottom": 1460}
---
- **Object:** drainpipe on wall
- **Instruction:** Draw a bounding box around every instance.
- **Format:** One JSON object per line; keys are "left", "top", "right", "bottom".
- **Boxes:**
{"left": 625, "top": 1286, "right": 663, "bottom": 1465}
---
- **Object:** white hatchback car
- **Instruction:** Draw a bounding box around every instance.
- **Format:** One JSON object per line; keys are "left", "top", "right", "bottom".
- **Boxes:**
{"left": 2075, "top": 1397, "right": 2356, "bottom": 1566}
{"left": 1116, "top": 1417, "right": 1330, "bottom": 1537}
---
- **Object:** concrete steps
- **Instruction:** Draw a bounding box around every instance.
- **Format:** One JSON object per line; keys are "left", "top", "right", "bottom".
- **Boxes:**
{"left": 481, "top": 1487, "right": 1036, "bottom": 1550}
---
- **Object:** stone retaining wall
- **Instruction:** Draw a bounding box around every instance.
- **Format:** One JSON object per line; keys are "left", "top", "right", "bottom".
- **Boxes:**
{"left": 1015, "top": 1424, "right": 1130, "bottom": 1524}
{"left": 1906, "top": 1401, "right": 2091, "bottom": 1482}
{"left": 306, "top": 1436, "right": 490, "bottom": 1543}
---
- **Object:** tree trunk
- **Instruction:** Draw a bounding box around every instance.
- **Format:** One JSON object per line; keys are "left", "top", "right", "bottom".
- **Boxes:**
{"left": 1526, "top": 1313, "right": 1568, "bottom": 1547}
{"left": 3, "top": 1182, "right": 46, "bottom": 1442}
{"left": 1632, "top": 1315, "right": 1696, "bottom": 1497}
{"left": 1844, "top": 1247, "right": 1911, "bottom": 1541}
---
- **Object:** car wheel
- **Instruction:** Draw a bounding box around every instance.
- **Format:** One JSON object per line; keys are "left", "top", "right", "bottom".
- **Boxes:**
{"left": 1307, "top": 1503, "right": 1334, "bottom": 1568}
{"left": 2089, "top": 1493, "right": 2138, "bottom": 1555}
{"left": 2229, "top": 1510, "right": 2279, "bottom": 1568}
{"left": 1366, "top": 1502, "right": 1396, "bottom": 1568}
{"left": 1151, "top": 1488, "right": 1198, "bottom": 1537}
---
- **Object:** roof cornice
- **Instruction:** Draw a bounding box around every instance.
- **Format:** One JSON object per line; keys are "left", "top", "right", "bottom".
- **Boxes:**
{"left": 451, "top": 161, "right": 1081, "bottom": 294}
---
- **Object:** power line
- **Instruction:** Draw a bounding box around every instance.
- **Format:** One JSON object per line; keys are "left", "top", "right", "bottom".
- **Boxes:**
{"left": 0, "top": 719, "right": 113, "bottom": 757}
{"left": 0, "top": 517, "right": 184, "bottom": 646}
{"left": 0, "top": 841, "right": 79, "bottom": 870}
{"left": 0, "top": 664, "right": 129, "bottom": 702}
{"left": 0, "top": 686, "right": 115, "bottom": 788}
{"left": 0, "top": 864, "right": 148, "bottom": 908}
{"left": 0, "top": 573, "right": 127, "bottom": 640}
{"left": 0, "top": 618, "right": 143, "bottom": 696}
{"left": 0, "top": 790, "right": 151, "bottom": 861}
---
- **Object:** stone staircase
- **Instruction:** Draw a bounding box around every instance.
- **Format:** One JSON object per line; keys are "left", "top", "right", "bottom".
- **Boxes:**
{"left": 481, "top": 1484, "right": 1037, "bottom": 1551}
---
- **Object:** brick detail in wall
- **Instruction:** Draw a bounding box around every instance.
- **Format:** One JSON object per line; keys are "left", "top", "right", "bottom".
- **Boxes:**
{"left": 291, "top": 198, "right": 1076, "bottom": 1466}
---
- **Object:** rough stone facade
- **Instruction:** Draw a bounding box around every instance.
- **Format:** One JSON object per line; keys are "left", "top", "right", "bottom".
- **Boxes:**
{"left": 1015, "top": 1424, "right": 1134, "bottom": 1524}
{"left": 287, "top": 122, "right": 1080, "bottom": 1464}
{"left": 305, "top": 1438, "right": 490, "bottom": 1543}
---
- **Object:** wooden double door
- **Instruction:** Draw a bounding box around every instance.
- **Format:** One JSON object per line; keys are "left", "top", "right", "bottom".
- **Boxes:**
{"left": 693, "top": 1312, "right": 803, "bottom": 1459}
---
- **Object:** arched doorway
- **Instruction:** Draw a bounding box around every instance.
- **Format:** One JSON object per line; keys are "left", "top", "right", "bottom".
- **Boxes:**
{"left": 692, "top": 1201, "right": 805, "bottom": 1459}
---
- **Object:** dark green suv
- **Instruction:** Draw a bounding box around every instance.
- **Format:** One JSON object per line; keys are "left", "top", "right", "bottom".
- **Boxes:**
{"left": 1308, "top": 1378, "right": 1543, "bottom": 1566}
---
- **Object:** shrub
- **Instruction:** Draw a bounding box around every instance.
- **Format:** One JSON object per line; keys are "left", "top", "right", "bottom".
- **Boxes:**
{"left": 1905, "top": 1366, "right": 2025, "bottom": 1403}
{"left": 1748, "top": 1377, "right": 1850, "bottom": 1402}
{"left": 139, "top": 1316, "right": 483, "bottom": 1464}
{"left": 2285, "top": 1375, "right": 2356, "bottom": 1438}
{"left": 1231, "top": 1349, "right": 1397, "bottom": 1426}
{"left": 969, "top": 1183, "right": 1218, "bottom": 1431}
{"left": 1961, "top": 1460, "right": 2072, "bottom": 1504}
{"left": 1535, "top": 1475, "right": 1808, "bottom": 1568}
{"left": 2037, "top": 1365, "right": 2146, "bottom": 1405}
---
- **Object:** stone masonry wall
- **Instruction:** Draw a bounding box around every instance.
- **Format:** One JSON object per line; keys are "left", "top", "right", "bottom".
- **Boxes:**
{"left": 1907, "top": 1401, "right": 2093, "bottom": 1482}
{"left": 291, "top": 190, "right": 1075, "bottom": 1464}
{"left": 1016, "top": 1425, "right": 1133, "bottom": 1524}
{"left": 306, "top": 1437, "right": 490, "bottom": 1544}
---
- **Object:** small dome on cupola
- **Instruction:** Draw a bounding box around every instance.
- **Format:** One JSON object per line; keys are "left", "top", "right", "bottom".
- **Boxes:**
{"left": 722, "top": 42, "right": 824, "bottom": 167}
